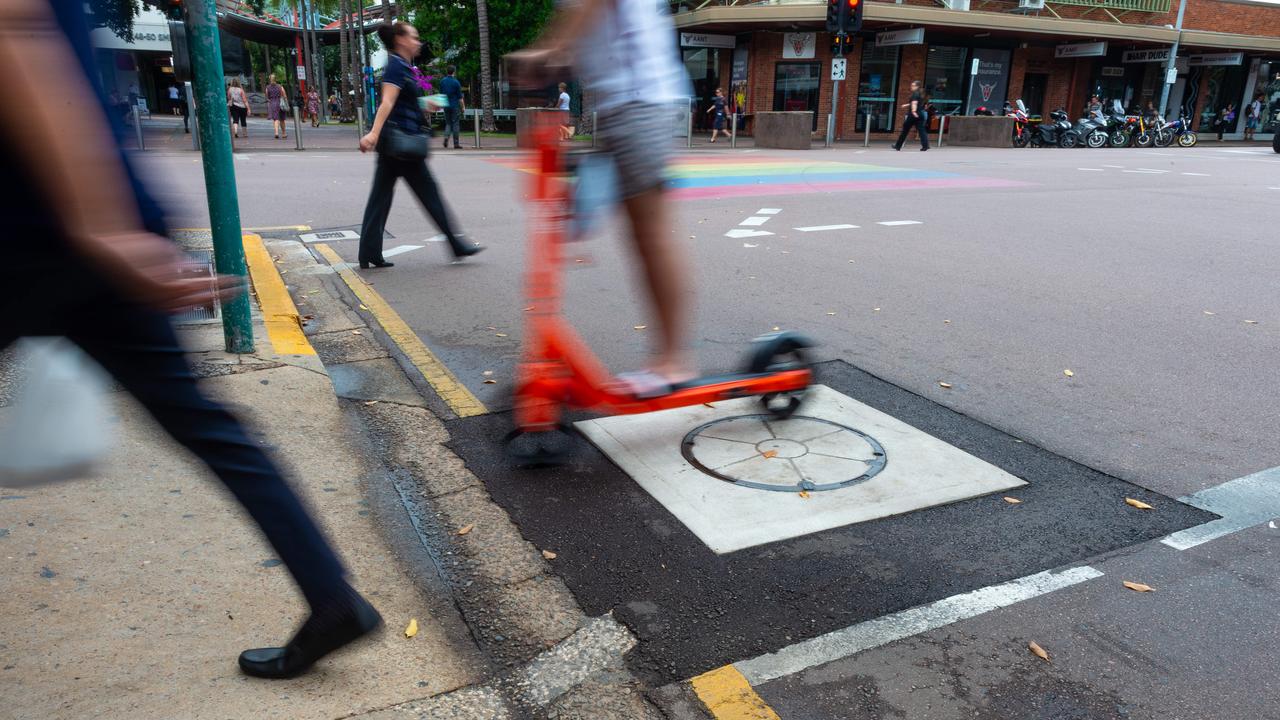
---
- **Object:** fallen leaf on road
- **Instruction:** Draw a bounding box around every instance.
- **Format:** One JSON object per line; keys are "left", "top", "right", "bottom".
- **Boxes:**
{"left": 495, "top": 333, "right": 508, "bottom": 337}
{"left": 827, "top": 312, "right": 836, "bottom": 316}
{"left": 457, "top": 524, "right": 474, "bottom": 536}
{"left": 524, "top": 306, "right": 535, "bottom": 312}
{"left": 1004, "top": 497, "right": 1022, "bottom": 504}
{"left": 1123, "top": 581, "right": 1154, "bottom": 593}
{"left": 633, "top": 325, "right": 647, "bottom": 330}
{"left": 483, "top": 370, "right": 494, "bottom": 376}
{"left": 1063, "top": 369, "right": 1074, "bottom": 377}
{"left": 351, "top": 330, "right": 362, "bottom": 335}
{"left": 743, "top": 243, "right": 759, "bottom": 248}
{"left": 542, "top": 550, "right": 557, "bottom": 560}
{"left": 689, "top": 235, "right": 696, "bottom": 239}
{"left": 772, "top": 326, "right": 781, "bottom": 331}
{"left": 873, "top": 308, "right": 881, "bottom": 312}
{"left": 702, "top": 403, "right": 715, "bottom": 408}
{"left": 762, "top": 450, "right": 778, "bottom": 459}
{"left": 798, "top": 491, "right": 811, "bottom": 498}
{"left": 1028, "top": 641, "right": 1050, "bottom": 662}
{"left": 483, "top": 380, "right": 497, "bottom": 384}
{"left": 939, "top": 382, "right": 953, "bottom": 389}
{"left": 1203, "top": 311, "right": 1215, "bottom": 315}
{"left": 486, "top": 326, "right": 496, "bottom": 331}
{"left": 1125, "top": 498, "right": 1154, "bottom": 510}
{"left": 404, "top": 618, "right": 418, "bottom": 638}
{"left": 363, "top": 400, "right": 378, "bottom": 405}
{"left": 944, "top": 320, "right": 952, "bottom": 324}
{"left": 359, "top": 304, "right": 369, "bottom": 311}
{"left": 1244, "top": 320, "right": 1258, "bottom": 324}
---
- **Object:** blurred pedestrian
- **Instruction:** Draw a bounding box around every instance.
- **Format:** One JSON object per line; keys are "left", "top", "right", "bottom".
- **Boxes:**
{"left": 226, "top": 77, "right": 248, "bottom": 138}
{"left": 357, "top": 21, "right": 484, "bottom": 268}
{"left": 266, "top": 73, "right": 288, "bottom": 139}
{"left": 440, "top": 65, "right": 464, "bottom": 148}
{"left": 307, "top": 88, "right": 321, "bottom": 127}
{"left": 1245, "top": 93, "right": 1263, "bottom": 141}
{"left": 168, "top": 82, "right": 180, "bottom": 115}
{"left": 894, "top": 80, "right": 929, "bottom": 151}
{"left": 0, "top": 0, "right": 382, "bottom": 680}
{"left": 1215, "top": 102, "right": 1236, "bottom": 141}
{"left": 329, "top": 92, "right": 341, "bottom": 118}
{"left": 705, "top": 86, "right": 726, "bottom": 143}
{"left": 510, "top": 0, "right": 696, "bottom": 393}
{"left": 552, "top": 82, "right": 574, "bottom": 141}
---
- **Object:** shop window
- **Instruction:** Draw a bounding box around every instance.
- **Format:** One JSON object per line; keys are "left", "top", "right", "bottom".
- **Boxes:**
{"left": 773, "top": 62, "right": 821, "bottom": 130}
{"left": 684, "top": 48, "right": 722, "bottom": 131}
{"left": 923, "top": 45, "right": 967, "bottom": 116}
{"left": 1199, "top": 65, "right": 1249, "bottom": 133}
{"left": 856, "top": 44, "right": 899, "bottom": 132}
{"left": 1249, "top": 60, "right": 1280, "bottom": 134}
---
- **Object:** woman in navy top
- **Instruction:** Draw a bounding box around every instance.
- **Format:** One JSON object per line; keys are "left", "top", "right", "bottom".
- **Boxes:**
{"left": 357, "top": 21, "right": 483, "bottom": 268}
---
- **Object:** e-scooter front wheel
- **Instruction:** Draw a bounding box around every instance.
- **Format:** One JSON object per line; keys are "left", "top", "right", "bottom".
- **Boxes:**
{"left": 747, "top": 332, "right": 813, "bottom": 420}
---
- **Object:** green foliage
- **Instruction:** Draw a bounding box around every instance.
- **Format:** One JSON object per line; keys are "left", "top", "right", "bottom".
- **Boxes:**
{"left": 406, "top": 0, "right": 554, "bottom": 85}
{"left": 87, "top": 0, "right": 140, "bottom": 40}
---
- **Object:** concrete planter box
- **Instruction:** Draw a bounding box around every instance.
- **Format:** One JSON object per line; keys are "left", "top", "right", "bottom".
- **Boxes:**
{"left": 516, "top": 107, "right": 569, "bottom": 148}
{"left": 947, "top": 116, "right": 1016, "bottom": 147}
{"left": 753, "top": 111, "right": 813, "bottom": 150}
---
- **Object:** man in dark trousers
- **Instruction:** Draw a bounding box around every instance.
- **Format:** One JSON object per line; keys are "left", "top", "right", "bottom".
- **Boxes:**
{"left": 0, "top": 0, "right": 381, "bottom": 679}
{"left": 440, "top": 65, "right": 464, "bottom": 148}
{"left": 893, "top": 80, "right": 929, "bottom": 151}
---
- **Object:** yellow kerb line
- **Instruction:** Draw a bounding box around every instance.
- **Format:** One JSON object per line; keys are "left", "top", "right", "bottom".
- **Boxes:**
{"left": 690, "top": 666, "right": 782, "bottom": 720}
{"left": 313, "top": 243, "right": 488, "bottom": 418}
{"left": 241, "top": 233, "right": 315, "bottom": 356}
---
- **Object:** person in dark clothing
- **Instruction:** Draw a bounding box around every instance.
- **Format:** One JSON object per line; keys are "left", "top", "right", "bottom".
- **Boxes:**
{"left": 0, "top": 0, "right": 382, "bottom": 680}
{"left": 358, "top": 22, "right": 483, "bottom": 268}
{"left": 893, "top": 80, "right": 930, "bottom": 151}
{"left": 439, "top": 65, "right": 464, "bottom": 149}
{"left": 706, "top": 86, "right": 727, "bottom": 143}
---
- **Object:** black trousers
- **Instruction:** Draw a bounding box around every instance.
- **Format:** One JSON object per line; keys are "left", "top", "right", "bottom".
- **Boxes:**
{"left": 1, "top": 284, "right": 349, "bottom": 609}
{"left": 443, "top": 107, "right": 461, "bottom": 147}
{"left": 895, "top": 112, "right": 930, "bottom": 149}
{"left": 359, "top": 151, "right": 466, "bottom": 263}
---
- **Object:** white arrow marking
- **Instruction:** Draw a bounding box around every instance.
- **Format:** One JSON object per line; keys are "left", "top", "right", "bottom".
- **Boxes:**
{"left": 877, "top": 220, "right": 922, "bottom": 227}
{"left": 725, "top": 228, "right": 774, "bottom": 239}
{"left": 740, "top": 216, "right": 770, "bottom": 226}
{"left": 757, "top": 208, "right": 782, "bottom": 215}
{"left": 795, "top": 224, "right": 859, "bottom": 232}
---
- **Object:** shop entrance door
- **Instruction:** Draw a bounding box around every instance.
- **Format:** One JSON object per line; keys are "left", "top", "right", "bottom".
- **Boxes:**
{"left": 1022, "top": 73, "right": 1048, "bottom": 117}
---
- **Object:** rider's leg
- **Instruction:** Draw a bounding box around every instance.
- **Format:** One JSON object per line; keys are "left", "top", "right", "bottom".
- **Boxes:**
{"left": 622, "top": 186, "right": 695, "bottom": 384}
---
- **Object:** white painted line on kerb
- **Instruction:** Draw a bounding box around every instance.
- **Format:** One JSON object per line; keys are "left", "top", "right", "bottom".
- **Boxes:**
{"left": 757, "top": 208, "right": 782, "bottom": 215}
{"left": 734, "top": 566, "right": 1104, "bottom": 685}
{"left": 877, "top": 220, "right": 922, "bottom": 226}
{"left": 795, "top": 224, "right": 859, "bottom": 232}
{"left": 740, "top": 216, "right": 771, "bottom": 226}
{"left": 383, "top": 244, "right": 425, "bottom": 258}
{"left": 1162, "top": 465, "right": 1280, "bottom": 551}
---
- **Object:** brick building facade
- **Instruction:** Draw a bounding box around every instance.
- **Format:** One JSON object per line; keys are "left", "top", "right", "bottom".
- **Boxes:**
{"left": 673, "top": 0, "right": 1280, "bottom": 141}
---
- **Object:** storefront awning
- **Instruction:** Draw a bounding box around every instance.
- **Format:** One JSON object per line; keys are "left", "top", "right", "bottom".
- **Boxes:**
{"left": 215, "top": 9, "right": 385, "bottom": 46}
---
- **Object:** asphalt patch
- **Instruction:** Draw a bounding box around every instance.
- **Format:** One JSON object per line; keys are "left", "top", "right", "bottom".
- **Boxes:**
{"left": 444, "top": 360, "right": 1216, "bottom": 683}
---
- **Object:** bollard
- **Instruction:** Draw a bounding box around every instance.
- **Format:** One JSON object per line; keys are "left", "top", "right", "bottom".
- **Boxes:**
{"left": 730, "top": 113, "right": 737, "bottom": 148}
{"left": 864, "top": 114, "right": 871, "bottom": 147}
{"left": 825, "top": 113, "right": 834, "bottom": 148}
{"left": 591, "top": 111, "right": 597, "bottom": 148}
{"left": 293, "top": 105, "right": 303, "bottom": 150}
{"left": 686, "top": 100, "right": 693, "bottom": 148}
{"left": 937, "top": 115, "right": 946, "bottom": 148}
{"left": 473, "top": 109, "right": 481, "bottom": 149}
{"left": 133, "top": 106, "right": 145, "bottom": 150}
{"left": 356, "top": 106, "right": 365, "bottom": 143}
{"left": 185, "top": 81, "right": 199, "bottom": 151}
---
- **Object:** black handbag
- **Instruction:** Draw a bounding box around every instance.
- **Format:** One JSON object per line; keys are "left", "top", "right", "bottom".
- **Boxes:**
{"left": 382, "top": 125, "right": 428, "bottom": 161}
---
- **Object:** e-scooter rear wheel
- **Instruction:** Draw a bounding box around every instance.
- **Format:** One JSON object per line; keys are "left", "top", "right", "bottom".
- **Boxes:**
{"left": 503, "top": 425, "right": 578, "bottom": 468}
{"left": 747, "top": 332, "right": 813, "bottom": 420}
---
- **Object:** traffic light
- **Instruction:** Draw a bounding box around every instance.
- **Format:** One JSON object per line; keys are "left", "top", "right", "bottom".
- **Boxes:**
{"left": 161, "top": 0, "right": 184, "bottom": 21}
{"left": 830, "top": 33, "right": 851, "bottom": 56}
{"left": 826, "top": 0, "right": 841, "bottom": 33}
{"left": 846, "top": 0, "right": 864, "bottom": 34}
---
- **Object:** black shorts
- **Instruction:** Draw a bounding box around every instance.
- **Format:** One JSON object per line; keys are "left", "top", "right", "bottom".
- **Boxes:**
{"left": 713, "top": 112, "right": 725, "bottom": 130}
{"left": 229, "top": 105, "right": 248, "bottom": 125}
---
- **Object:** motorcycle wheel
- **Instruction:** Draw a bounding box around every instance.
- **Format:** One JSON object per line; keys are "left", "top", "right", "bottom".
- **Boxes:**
{"left": 1109, "top": 130, "right": 1130, "bottom": 148}
{"left": 1135, "top": 132, "right": 1154, "bottom": 148}
{"left": 1178, "top": 132, "right": 1198, "bottom": 148}
{"left": 1086, "top": 130, "right": 1108, "bottom": 148}
{"left": 1059, "top": 132, "right": 1079, "bottom": 149}
{"left": 1153, "top": 129, "right": 1173, "bottom": 148}
{"left": 1012, "top": 130, "right": 1030, "bottom": 148}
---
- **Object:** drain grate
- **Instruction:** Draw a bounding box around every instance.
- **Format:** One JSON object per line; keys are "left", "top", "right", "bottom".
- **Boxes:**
{"left": 172, "top": 249, "right": 220, "bottom": 324}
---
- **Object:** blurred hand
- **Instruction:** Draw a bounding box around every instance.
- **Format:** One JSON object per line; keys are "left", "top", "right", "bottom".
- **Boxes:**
{"left": 360, "top": 132, "right": 378, "bottom": 152}
{"left": 92, "top": 232, "right": 244, "bottom": 312}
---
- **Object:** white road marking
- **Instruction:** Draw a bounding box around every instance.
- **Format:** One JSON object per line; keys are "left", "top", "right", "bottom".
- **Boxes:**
{"left": 1181, "top": 172, "right": 1211, "bottom": 176}
{"left": 1102, "top": 164, "right": 1124, "bottom": 168}
{"left": 1163, "top": 466, "right": 1280, "bottom": 551}
{"left": 740, "top": 216, "right": 771, "bottom": 226}
{"left": 1221, "top": 149, "right": 1268, "bottom": 154}
{"left": 383, "top": 244, "right": 425, "bottom": 258}
{"left": 1269, "top": 187, "right": 1280, "bottom": 190}
{"left": 1122, "top": 169, "right": 1164, "bottom": 174}
{"left": 877, "top": 220, "right": 923, "bottom": 226}
{"left": 1077, "top": 168, "right": 1105, "bottom": 171}
{"left": 795, "top": 224, "right": 859, "bottom": 232}
{"left": 757, "top": 208, "right": 782, "bottom": 215}
{"left": 424, "top": 234, "right": 446, "bottom": 242}
{"left": 734, "top": 566, "right": 1104, "bottom": 685}
{"left": 1136, "top": 168, "right": 1169, "bottom": 173}
{"left": 725, "top": 228, "right": 774, "bottom": 239}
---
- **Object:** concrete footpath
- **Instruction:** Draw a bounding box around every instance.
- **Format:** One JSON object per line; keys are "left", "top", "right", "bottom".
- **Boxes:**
{"left": 0, "top": 230, "right": 661, "bottom": 720}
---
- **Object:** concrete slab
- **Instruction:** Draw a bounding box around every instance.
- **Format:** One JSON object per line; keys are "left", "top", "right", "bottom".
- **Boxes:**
{"left": 576, "top": 385, "right": 1026, "bottom": 554}
{"left": 329, "top": 357, "right": 430, "bottom": 407}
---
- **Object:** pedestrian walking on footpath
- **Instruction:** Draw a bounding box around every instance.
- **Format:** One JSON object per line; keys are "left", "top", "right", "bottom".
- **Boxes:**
{"left": 266, "top": 73, "right": 288, "bottom": 139}
{"left": 1214, "top": 103, "right": 1236, "bottom": 141}
{"left": 554, "top": 82, "right": 574, "bottom": 140}
{"left": 510, "top": 0, "right": 697, "bottom": 394}
{"left": 307, "top": 88, "right": 321, "bottom": 127}
{"left": 357, "top": 21, "right": 484, "bottom": 268}
{"left": 893, "top": 80, "right": 929, "bottom": 151}
{"left": 1246, "top": 93, "right": 1263, "bottom": 141}
{"left": 1, "top": 0, "right": 382, "bottom": 680}
{"left": 329, "top": 92, "right": 341, "bottom": 118}
{"left": 226, "top": 77, "right": 249, "bottom": 138}
{"left": 168, "top": 82, "right": 180, "bottom": 115}
{"left": 440, "top": 65, "right": 464, "bottom": 148}
{"left": 706, "top": 86, "right": 726, "bottom": 143}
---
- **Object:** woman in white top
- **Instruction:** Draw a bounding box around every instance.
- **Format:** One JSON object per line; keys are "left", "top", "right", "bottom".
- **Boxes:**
{"left": 226, "top": 78, "right": 249, "bottom": 138}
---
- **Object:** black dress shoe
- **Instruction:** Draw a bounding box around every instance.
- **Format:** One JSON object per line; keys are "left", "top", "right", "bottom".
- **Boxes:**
{"left": 359, "top": 260, "right": 395, "bottom": 269}
{"left": 238, "top": 588, "right": 382, "bottom": 679}
{"left": 451, "top": 243, "right": 485, "bottom": 262}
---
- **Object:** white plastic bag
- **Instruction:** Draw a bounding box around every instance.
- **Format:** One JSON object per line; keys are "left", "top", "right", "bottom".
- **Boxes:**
{"left": 0, "top": 338, "right": 111, "bottom": 487}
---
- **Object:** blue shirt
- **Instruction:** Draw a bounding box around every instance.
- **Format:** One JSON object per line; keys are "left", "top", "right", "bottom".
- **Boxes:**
{"left": 381, "top": 54, "right": 424, "bottom": 134}
{"left": 440, "top": 76, "right": 463, "bottom": 106}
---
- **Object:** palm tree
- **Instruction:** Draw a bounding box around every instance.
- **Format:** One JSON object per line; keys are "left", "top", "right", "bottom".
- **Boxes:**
{"left": 477, "top": 0, "right": 495, "bottom": 132}
{"left": 339, "top": 0, "right": 352, "bottom": 120}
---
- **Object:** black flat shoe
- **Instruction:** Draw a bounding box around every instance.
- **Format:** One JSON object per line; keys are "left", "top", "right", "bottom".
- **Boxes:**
{"left": 359, "top": 260, "right": 395, "bottom": 269}
{"left": 238, "top": 587, "right": 382, "bottom": 679}
{"left": 451, "top": 243, "right": 486, "bottom": 262}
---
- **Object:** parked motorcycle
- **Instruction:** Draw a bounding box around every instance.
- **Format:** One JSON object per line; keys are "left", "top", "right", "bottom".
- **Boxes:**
{"left": 1072, "top": 113, "right": 1110, "bottom": 148}
{"left": 1152, "top": 114, "right": 1198, "bottom": 148}
{"left": 1030, "top": 109, "right": 1078, "bottom": 148}
{"left": 1006, "top": 100, "right": 1033, "bottom": 148}
{"left": 1109, "top": 113, "right": 1154, "bottom": 148}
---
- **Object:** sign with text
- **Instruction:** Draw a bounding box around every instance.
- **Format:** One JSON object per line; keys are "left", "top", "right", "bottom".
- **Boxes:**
{"left": 296, "top": 65, "right": 306, "bottom": 81}
{"left": 680, "top": 32, "right": 736, "bottom": 49}
{"left": 782, "top": 32, "right": 816, "bottom": 59}
{"left": 832, "top": 58, "right": 847, "bottom": 81}
{"left": 965, "top": 48, "right": 1010, "bottom": 113}
{"left": 1122, "top": 48, "right": 1171, "bottom": 63}
{"left": 1055, "top": 41, "right": 1107, "bottom": 59}
{"left": 1101, "top": 66, "right": 1125, "bottom": 77}
{"left": 1189, "top": 52, "right": 1243, "bottom": 66}
{"left": 731, "top": 46, "right": 749, "bottom": 115}
{"left": 876, "top": 28, "right": 924, "bottom": 47}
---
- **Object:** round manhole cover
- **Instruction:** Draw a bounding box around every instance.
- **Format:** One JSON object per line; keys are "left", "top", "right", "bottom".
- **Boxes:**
{"left": 681, "top": 414, "right": 886, "bottom": 493}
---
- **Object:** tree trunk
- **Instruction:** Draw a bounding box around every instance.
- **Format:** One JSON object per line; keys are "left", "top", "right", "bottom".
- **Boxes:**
{"left": 382, "top": 0, "right": 392, "bottom": 23}
{"left": 339, "top": 0, "right": 352, "bottom": 120}
{"left": 477, "top": 0, "right": 496, "bottom": 132}
{"left": 351, "top": 1, "right": 365, "bottom": 121}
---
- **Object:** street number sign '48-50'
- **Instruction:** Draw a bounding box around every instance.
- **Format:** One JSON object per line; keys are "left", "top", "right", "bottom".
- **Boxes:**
{"left": 831, "top": 58, "right": 847, "bottom": 81}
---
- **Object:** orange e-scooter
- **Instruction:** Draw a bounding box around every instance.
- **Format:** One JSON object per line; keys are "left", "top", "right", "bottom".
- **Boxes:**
{"left": 505, "top": 117, "right": 814, "bottom": 465}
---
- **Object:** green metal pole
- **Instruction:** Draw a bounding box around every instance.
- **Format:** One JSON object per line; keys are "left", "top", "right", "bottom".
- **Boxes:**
{"left": 185, "top": 0, "right": 254, "bottom": 353}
